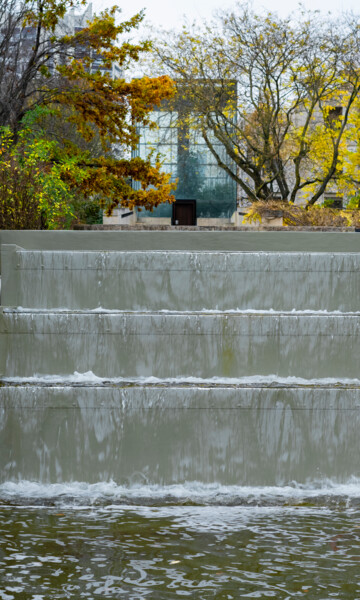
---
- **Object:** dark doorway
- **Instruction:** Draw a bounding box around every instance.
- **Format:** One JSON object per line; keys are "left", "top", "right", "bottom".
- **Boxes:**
{"left": 172, "top": 200, "right": 197, "bottom": 226}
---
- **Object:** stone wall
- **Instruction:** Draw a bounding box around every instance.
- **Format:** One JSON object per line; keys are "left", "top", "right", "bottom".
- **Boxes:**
{"left": 74, "top": 224, "right": 357, "bottom": 232}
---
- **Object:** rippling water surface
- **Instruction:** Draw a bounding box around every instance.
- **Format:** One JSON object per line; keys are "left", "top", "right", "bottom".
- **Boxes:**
{"left": 1, "top": 483, "right": 360, "bottom": 599}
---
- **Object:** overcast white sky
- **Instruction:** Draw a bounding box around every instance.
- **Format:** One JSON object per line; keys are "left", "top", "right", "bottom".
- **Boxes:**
{"left": 93, "top": 0, "right": 359, "bottom": 31}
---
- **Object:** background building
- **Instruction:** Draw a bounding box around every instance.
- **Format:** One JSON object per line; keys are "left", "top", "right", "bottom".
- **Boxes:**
{"left": 104, "top": 86, "right": 238, "bottom": 226}
{"left": 135, "top": 107, "right": 237, "bottom": 225}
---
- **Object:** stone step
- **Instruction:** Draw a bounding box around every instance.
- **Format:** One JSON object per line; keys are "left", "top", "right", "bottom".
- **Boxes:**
{"left": 1, "top": 383, "right": 359, "bottom": 485}
{"left": 2, "top": 245, "right": 360, "bottom": 311}
{"left": 1, "top": 310, "right": 360, "bottom": 379}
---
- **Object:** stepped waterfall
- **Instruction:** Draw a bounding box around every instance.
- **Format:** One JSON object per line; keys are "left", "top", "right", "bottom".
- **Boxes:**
{"left": 1, "top": 231, "right": 360, "bottom": 488}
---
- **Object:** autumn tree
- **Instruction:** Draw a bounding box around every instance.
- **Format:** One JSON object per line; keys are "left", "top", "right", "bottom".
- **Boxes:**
{"left": 0, "top": 107, "right": 90, "bottom": 229}
{"left": 0, "top": 0, "right": 176, "bottom": 226}
{"left": 153, "top": 5, "right": 360, "bottom": 205}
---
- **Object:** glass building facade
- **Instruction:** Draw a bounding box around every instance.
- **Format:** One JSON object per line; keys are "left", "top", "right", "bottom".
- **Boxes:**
{"left": 135, "top": 106, "right": 237, "bottom": 220}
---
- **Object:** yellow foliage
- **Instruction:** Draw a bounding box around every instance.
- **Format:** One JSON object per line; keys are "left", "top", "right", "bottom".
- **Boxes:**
{"left": 244, "top": 200, "right": 360, "bottom": 227}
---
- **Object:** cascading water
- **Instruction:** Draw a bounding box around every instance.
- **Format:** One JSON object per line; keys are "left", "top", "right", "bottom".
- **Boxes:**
{"left": 1, "top": 240, "right": 360, "bottom": 485}
{"left": 1, "top": 232, "right": 360, "bottom": 598}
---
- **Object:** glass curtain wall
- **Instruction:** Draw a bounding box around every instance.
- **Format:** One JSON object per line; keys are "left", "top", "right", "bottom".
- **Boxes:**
{"left": 135, "top": 98, "right": 237, "bottom": 220}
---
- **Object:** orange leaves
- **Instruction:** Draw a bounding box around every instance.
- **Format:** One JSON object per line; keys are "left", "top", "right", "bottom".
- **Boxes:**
{"left": 73, "top": 155, "right": 176, "bottom": 215}
{"left": 5, "top": 2, "right": 176, "bottom": 217}
{"left": 125, "top": 76, "right": 175, "bottom": 128}
{"left": 48, "top": 6, "right": 176, "bottom": 213}
{"left": 55, "top": 10, "right": 175, "bottom": 153}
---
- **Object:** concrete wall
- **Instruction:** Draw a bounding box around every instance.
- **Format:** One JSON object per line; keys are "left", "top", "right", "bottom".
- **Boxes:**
{"left": 1, "top": 311, "right": 360, "bottom": 379}
{"left": 2, "top": 385, "right": 359, "bottom": 484}
{"left": 2, "top": 230, "right": 360, "bottom": 485}
{"left": 2, "top": 229, "right": 360, "bottom": 274}
{"left": 2, "top": 245, "right": 360, "bottom": 311}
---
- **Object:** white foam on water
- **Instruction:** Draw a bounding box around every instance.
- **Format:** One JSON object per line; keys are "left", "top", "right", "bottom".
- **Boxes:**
{"left": 2, "top": 478, "right": 360, "bottom": 507}
{"left": 3, "top": 371, "right": 360, "bottom": 386}
{"left": 5, "top": 307, "right": 360, "bottom": 315}
{"left": 103, "top": 504, "right": 333, "bottom": 534}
